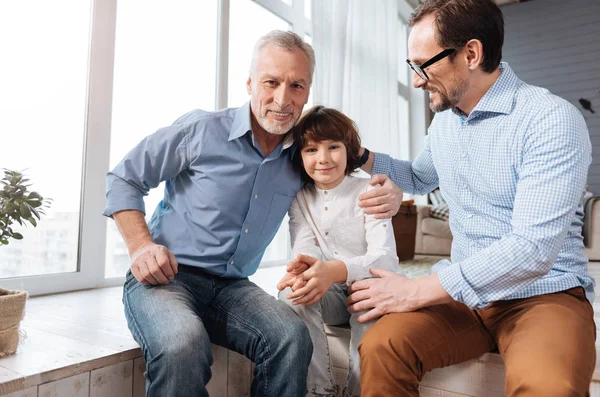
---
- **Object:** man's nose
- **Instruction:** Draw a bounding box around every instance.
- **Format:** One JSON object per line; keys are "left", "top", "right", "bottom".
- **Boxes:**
{"left": 273, "top": 85, "right": 292, "bottom": 108}
{"left": 413, "top": 71, "right": 426, "bottom": 89}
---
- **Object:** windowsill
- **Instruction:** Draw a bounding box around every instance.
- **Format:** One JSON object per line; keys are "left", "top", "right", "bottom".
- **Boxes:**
{"left": 0, "top": 265, "right": 288, "bottom": 395}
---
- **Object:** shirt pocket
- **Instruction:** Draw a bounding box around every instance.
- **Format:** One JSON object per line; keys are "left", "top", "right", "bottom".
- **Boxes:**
{"left": 261, "top": 193, "right": 295, "bottom": 237}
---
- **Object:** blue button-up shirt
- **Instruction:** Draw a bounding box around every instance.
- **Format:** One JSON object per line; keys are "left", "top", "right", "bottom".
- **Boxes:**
{"left": 374, "top": 63, "right": 595, "bottom": 308}
{"left": 104, "top": 102, "right": 303, "bottom": 278}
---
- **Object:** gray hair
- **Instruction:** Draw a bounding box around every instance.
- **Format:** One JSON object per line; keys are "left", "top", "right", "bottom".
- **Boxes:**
{"left": 249, "top": 30, "right": 315, "bottom": 84}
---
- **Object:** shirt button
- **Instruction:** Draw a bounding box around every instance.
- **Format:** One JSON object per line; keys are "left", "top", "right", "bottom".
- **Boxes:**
{"left": 325, "top": 231, "right": 329, "bottom": 236}
{"left": 254, "top": 194, "right": 258, "bottom": 199}
{"left": 461, "top": 153, "right": 467, "bottom": 158}
{"left": 324, "top": 207, "right": 328, "bottom": 211}
{"left": 324, "top": 191, "right": 328, "bottom": 195}
{"left": 468, "top": 214, "right": 473, "bottom": 219}
{"left": 383, "top": 224, "right": 387, "bottom": 228}
{"left": 334, "top": 251, "right": 338, "bottom": 255}
{"left": 462, "top": 184, "right": 468, "bottom": 189}
{"left": 244, "top": 229, "right": 249, "bottom": 233}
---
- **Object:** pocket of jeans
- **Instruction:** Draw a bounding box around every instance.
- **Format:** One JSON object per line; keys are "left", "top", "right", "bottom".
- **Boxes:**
{"left": 123, "top": 269, "right": 138, "bottom": 290}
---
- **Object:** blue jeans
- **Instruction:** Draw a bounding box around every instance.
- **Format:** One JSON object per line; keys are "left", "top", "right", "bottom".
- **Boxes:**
{"left": 123, "top": 265, "right": 312, "bottom": 397}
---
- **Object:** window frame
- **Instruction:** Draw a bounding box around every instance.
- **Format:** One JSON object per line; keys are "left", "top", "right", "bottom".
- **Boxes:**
{"left": 2, "top": 0, "right": 424, "bottom": 295}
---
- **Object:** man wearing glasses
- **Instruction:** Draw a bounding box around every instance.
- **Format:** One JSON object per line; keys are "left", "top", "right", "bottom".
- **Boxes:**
{"left": 350, "top": 0, "right": 596, "bottom": 395}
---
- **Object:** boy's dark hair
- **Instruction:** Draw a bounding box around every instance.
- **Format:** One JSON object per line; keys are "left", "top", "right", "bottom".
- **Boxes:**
{"left": 410, "top": 0, "right": 504, "bottom": 73}
{"left": 293, "top": 106, "right": 362, "bottom": 181}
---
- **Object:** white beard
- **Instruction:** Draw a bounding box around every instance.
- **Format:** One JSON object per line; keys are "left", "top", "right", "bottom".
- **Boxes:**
{"left": 258, "top": 111, "right": 296, "bottom": 135}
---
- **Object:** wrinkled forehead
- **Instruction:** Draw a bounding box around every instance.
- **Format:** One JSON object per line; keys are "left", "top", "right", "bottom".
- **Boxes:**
{"left": 407, "top": 15, "right": 442, "bottom": 64}
{"left": 254, "top": 45, "right": 312, "bottom": 81}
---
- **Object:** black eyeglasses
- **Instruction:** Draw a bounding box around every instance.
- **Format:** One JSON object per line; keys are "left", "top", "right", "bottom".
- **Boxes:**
{"left": 406, "top": 48, "right": 456, "bottom": 81}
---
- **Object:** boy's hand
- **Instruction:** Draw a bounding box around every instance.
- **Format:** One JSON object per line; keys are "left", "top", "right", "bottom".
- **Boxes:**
{"left": 277, "top": 254, "right": 311, "bottom": 291}
{"left": 277, "top": 272, "right": 307, "bottom": 291}
{"left": 286, "top": 255, "right": 347, "bottom": 307}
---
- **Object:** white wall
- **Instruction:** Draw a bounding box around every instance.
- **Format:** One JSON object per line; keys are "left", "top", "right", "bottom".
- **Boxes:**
{"left": 502, "top": 0, "right": 600, "bottom": 192}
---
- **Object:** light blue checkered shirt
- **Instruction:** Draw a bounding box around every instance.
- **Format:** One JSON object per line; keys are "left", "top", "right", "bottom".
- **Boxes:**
{"left": 373, "top": 62, "right": 595, "bottom": 309}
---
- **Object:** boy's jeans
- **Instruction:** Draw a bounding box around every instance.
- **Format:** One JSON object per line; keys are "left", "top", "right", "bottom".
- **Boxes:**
{"left": 123, "top": 265, "right": 312, "bottom": 397}
{"left": 279, "top": 284, "right": 373, "bottom": 397}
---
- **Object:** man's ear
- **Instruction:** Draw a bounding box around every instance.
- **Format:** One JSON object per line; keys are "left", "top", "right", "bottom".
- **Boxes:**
{"left": 246, "top": 77, "right": 252, "bottom": 95}
{"left": 464, "top": 39, "right": 484, "bottom": 71}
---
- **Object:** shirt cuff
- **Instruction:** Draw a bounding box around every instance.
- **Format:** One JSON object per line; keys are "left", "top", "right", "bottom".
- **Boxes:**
{"left": 343, "top": 257, "right": 371, "bottom": 285}
{"left": 103, "top": 180, "right": 147, "bottom": 217}
{"left": 103, "top": 199, "right": 146, "bottom": 218}
{"left": 437, "top": 263, "right": 488, "bottom": 309}
{"left": 372, "top": 152, "right": 393, "bottom": 175}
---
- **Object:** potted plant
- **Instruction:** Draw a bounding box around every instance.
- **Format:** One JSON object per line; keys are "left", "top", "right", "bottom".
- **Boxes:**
{"left": 0, "top": 169, "right": 51, "bottom": 357}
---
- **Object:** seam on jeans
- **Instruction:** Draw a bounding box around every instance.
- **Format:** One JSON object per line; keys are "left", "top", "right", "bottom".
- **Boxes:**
{"left": 209, "top": 301, "right": 271, "bottom": 395}
{"left": 123, "top": 287, "right": 155, "bottom": 384}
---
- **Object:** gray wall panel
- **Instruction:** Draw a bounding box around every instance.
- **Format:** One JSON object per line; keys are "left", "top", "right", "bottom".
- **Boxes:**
{"left": 502, "top": 0, "right": 600, "bottom": 192}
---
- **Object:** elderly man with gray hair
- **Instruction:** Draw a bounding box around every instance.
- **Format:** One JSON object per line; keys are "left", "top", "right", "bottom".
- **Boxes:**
{"left": 104, "top": 31, "right": 316, "bottom": 397}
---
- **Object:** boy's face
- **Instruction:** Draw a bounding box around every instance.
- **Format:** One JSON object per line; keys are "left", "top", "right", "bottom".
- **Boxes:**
{"left": 300, "top": 138, "right": 347, "bottom": 190}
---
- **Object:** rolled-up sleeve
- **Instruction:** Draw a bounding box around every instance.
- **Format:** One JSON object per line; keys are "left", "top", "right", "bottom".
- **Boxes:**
{"left": 103, "top": 124, "right": 191, "bottom": 217}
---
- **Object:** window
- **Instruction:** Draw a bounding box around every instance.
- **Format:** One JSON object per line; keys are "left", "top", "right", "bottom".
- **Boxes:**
{"left": 105, "top": 0, "right": 218, "bottom": 277}
{"left": 228, "top": 0, "right": 290, "bottom": 108}
{"left": 2, "top": 0, "right": 420, "bottom": 295}
{"left": 0, "top": 0, "right": 92, "bottom": 279}
{"left": 397, "top": 16, "right": 411, "bottom": 160}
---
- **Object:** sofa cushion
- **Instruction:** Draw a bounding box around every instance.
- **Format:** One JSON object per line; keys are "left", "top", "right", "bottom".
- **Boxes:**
{"left": 421, "top": 217, "right": 452, "bottom": 239}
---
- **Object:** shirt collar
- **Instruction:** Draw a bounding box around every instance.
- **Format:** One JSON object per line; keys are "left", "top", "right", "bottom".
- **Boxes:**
{"left": 229, "top": 101, "right": 294, "bottom": 150}
{"left": 455, "top": 62, "right": 519, "bottom": 119}
{"left": 314, "top": 175, "right": 353, "bottom": 198}
{"left": 229, "top": 102, "right": 252, "bottom": 142}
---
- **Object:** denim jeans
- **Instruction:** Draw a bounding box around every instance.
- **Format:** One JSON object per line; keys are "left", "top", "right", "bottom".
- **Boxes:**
{"left": 279, "top": 284, "right": 374, "bottom": 397}
{"left": 123, "top": 265, "right": 312, "bottom": 397}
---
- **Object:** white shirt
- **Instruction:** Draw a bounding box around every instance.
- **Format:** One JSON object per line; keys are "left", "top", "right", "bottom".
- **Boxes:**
{"left": 289, "top": 175, "right": 402, "bottom": 285}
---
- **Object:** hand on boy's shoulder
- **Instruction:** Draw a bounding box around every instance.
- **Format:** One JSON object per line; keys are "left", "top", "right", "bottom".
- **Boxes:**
{"left": 358, "top": 174, "right": 403, "bottom": 219}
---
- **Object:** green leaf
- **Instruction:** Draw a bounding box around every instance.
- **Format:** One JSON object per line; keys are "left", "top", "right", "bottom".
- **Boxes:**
{"left": 31, "top": 208, "right": 40, "bottom": 220}
{"left": 19, "top": 203, "right": 31, "bottom": 218}
{"left": 0, "top": 239, "right": 8, "bottom": 245}
{"left": 28, "top": 192, "right": 41, "bottom": 200}
{"left": 27, "top": 217, "right": 37, "bottom": 227}
{"left": 12, "top": 232, "right": 23, "bottom": 240}
{"left": 29, "top": 200, "right": 43, "bottom": 208}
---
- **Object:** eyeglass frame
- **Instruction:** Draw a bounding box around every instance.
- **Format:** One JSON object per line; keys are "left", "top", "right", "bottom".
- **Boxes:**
{"left": 406, "top": 48, "right": 456, "bottom": 81}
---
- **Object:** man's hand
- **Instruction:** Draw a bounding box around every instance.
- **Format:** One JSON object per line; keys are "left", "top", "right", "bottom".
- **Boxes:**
{"left": 285, "top": 255, "right": 347, "bottom": 307}
{"left": 130, "top": 243, "right": 178, "bottom": 285}
{"left": 358, "top": 175, "right": 403, "bottom": 219}
{"left": 346, "top": 269, "right": 452, "bottom": 323}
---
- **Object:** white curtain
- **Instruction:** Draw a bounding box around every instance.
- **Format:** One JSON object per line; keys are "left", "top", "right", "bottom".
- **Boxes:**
{"left": 312, "top": 0, "right": 402, "bottom": 159}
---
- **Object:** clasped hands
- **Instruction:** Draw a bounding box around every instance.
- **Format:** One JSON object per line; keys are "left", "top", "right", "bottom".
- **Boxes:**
{"left": 277, "top": 254, "right": 437, "bottom": 322}
{"left": 277, "top": 254, "right": 346, "bottom": 307}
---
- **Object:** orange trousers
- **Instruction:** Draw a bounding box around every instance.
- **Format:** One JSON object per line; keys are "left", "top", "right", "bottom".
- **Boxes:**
{"left": 359, "top": 287, "right": 596, "bottom": 397}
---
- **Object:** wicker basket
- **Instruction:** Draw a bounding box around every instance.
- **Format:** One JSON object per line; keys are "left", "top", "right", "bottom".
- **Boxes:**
{"left": 0, "top": 288, "right": 27, "bottom": 357}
